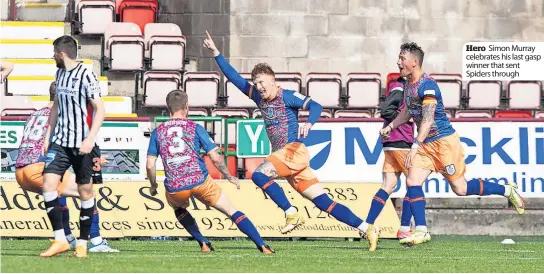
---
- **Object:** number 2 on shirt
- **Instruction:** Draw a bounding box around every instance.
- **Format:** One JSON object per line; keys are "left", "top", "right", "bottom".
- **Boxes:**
{"left": 167, "top": 127, "right": 186, "bottom": 154}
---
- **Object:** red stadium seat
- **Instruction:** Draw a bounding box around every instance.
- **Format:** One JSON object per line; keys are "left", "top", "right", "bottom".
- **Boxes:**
{"left": 306, "top": 73, "right": 342, "bottom": 108}
{"left": 437, "top": 80, "right": 463, "bottom": 109}
{"left": 115, "top": 0, "right": 123, "bottom": 13}
{"left": 142, "top": 71, "right": 181, "bottom": 107}
{"left": 189, "top": 108, "right": 208, "bottom": 117}
{"left": 386, "top": 72, "right": 400, "bottom": 94}
{"left": 429, "top": 74, "right": 465, "bottom": 109}
{"left": 224, "top": 73, "right": 256, "bottom": 108}
{"left": 0, "top": 96, "right": 33, "bottom": 116}
{"left": 507, "top": 81, "right": 542, "bottom": 110}
{"left": 75, "top": 0, "right": 115, "bottom": 35}
{"left": 183, "top": 72, "right": 220, "bottom": 108}
{"left": 299, "top": 109, "right": 332, "bottom": 119}
{"left": 186, "top": 108, "right": 208, "bottom": 129}
{"left": 466, "top": 80, "right": 502, "bottom": 109}
{"left": 275, "top": 72, "right": 303, "bottom": 93}
{"left": 454, "top": 110, "right": 492, "bottom": 118}
{"left": 429, "top": 73, "right": 462, "bottom": 81}
{"left": 119, "top": 0, "right": 158, "bottom": 33}
{"left": 103, "top": 22, "right": 145, "bottom": 71}
{"left": 494, "top": 110, "right": 532, "bottom": 118}
{"left": 334, "top": 110, "right": 372, "bottom": 118}
{"left": 211, "top": 109, "right": 249, "bottom": 145}
{"left": 1, "top": 108, "right": 36, "bottom": 116}
{"left": 346, "top": 73, "right": 381, "bottom": 109}
{"left": 144, "top": 23, "right": 186, "bottom": 71}
{"left": 244, "top": 157, "right": 265, "bottom": 179}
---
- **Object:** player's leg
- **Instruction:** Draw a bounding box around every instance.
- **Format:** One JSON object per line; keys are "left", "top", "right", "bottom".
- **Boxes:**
{"left": 201, "top": 179, "right": 274, "bottom": 254}
{"left": 386, "top": 150, "right": 413, "bottom": 238}
{"left": 70, "top": 146, "right": 101, "bottom": 258}
{"left": 251, "top": 158, "right": 296, "bottom": 215}
{"left": 360, "top": 171, "right": 399, "bottom": 251}
{"left": 366, "top": 150, "right": 411, "bottom": 244}
{"left": 398, "top": 187, "right": 414, "bottom": 239}
{"left": 56, "top": 171, "right": 78, "bottom": 248}
{"left": 18, "top": 163, "right": 78, "bottom": 248}
{"left": 86, "top": 170, "right": 119, "bottom": 252}
{"left": 451, "top": 176, "right": 525, "bottom": 214}
{"left": 398, "top": 149, "right": 434, "bottom": 245}
{"left": 165, "top": 189, "right": 213, "bottom": 252}
{"left": 40, "top": 145, "right": 73, "bottom": 257}
{"left": 366, "top": 172, "right": 398, "bottom": 225}
{"left": 297, "top": 178, "right": 369, "bottom": 232}
{"left": 266, "top": 143, "right": 326, "bottom": 233}
{"left": 440, "top": 134, "right": 526, "bottom": 214}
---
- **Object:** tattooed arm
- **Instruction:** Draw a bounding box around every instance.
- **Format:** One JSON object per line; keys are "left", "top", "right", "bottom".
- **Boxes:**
{"left": 208, "top": 149, "right": 230, "bottom": 178}
{"left": 415, "top": 101, "right": 437, "bottom": 144}
{"left": 209, "top": 149, "right": 240, "bottom": 188}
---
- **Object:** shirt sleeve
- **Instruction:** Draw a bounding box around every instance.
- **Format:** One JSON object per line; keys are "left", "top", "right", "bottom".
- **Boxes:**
{"left": 196, "top": 124, "right": 218, "bottom": 154}
{"left": 417, "top": 80, "right": 440, "bottom": 104}
{"left": 83, "top": 69, "right": 102, "bottom": 100}
{"left": 283, "top": 90, "right": 312, "bottom": 110}
{"left": 380, "top": 88, "right": 404, "bottom": 121}
{"left": 215, "top": 54, "right": 262, "bottom": 105}
{"left": 147, "top": 129, "right": 160, "bottom": 158}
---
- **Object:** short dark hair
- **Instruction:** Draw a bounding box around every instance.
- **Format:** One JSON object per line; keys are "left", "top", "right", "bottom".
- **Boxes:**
{"left": 53, "top": 35, "right": 78, "bottom": 59}
{"left": 251, "top": 63, "right": 275, "bottom": 81}
{"left": 49, "top": 81, "right": 56, "bottom": 101}
{"left": 166, "top": 90, "right": 188, "bottom": 114}
{"left": 400, "top": 42, "right": 424, "bottom": 67}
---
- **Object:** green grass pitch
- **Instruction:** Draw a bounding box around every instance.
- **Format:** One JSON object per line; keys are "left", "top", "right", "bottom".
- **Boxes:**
{"left": 2, "top": 236, "right": 544, "bottom": 272}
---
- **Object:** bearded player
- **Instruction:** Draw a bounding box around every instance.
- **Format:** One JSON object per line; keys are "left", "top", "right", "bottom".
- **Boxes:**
{"left": 15, "top": 82, "right": 118, "bottom": 253}
{"left": 204, "top": 31, "right": 378, "bottom": 249}
{"left": 380, "top": 42, "right": 525, "bottom": 245}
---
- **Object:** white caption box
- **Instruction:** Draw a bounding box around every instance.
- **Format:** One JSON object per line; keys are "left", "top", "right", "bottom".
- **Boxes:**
{"left": 462, "top": 42, "right": 544, "bottom": 81}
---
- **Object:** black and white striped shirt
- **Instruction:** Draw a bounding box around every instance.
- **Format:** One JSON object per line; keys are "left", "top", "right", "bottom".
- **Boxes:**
{"left": 52, "top": 62, "right": 102, "bottom": 148}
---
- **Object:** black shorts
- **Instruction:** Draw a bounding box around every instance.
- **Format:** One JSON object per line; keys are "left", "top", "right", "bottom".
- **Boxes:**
{"left": 43, "top": 143, "right": 103, "bottom": 185}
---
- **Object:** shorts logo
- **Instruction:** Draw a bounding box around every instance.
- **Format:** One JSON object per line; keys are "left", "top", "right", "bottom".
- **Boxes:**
{"left": 45, "top": 150, "right": 57, "bottom": 168}
{"left": 445, "top": 164, "right": 456, "bottom": 176}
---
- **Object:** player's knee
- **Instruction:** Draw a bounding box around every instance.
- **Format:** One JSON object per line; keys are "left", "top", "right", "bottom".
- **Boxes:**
{"left": 78, "top": 184, "right": 94, "bottom": 200}
{"left": 382, "top": 175, "right": 398, "bottom": 194}
{"left": 406, "top": 176, "right": 423, "bottom": 187}
{"left": 43, "top": 174, "right": 61, "bottom": 192}
{"left": 312, "top": 193, "right": 333, "bottom": 212}
{"left": 382, "top": 184, "right": 396, "bottom": 194}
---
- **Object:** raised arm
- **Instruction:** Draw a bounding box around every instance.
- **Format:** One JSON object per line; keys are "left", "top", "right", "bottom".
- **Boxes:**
{"left": 203, "top": 31, "right": 253, "bottom": 96}
{"left": 215, "top": 54, "right": 253, "bottom": 95}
